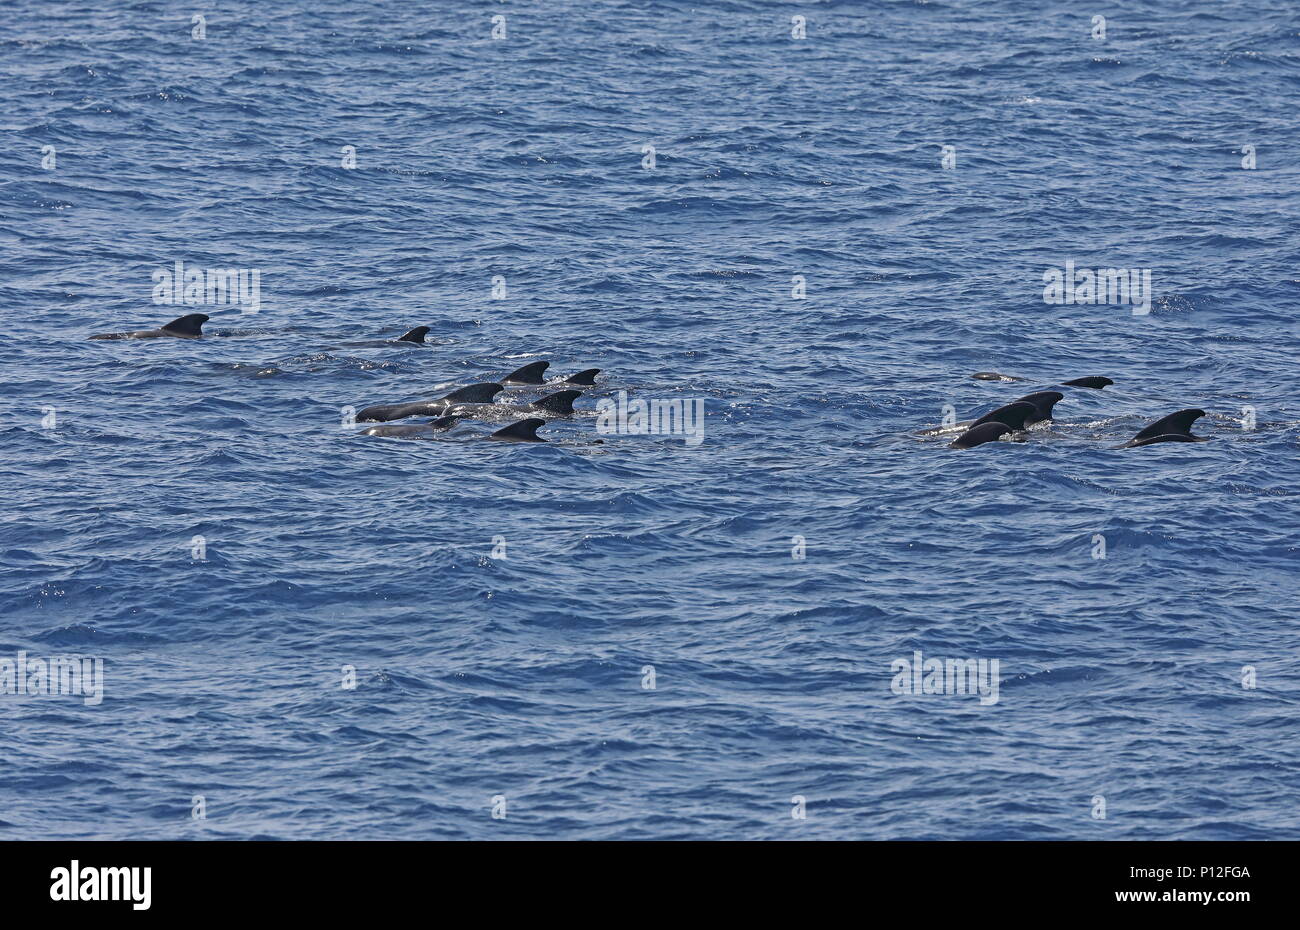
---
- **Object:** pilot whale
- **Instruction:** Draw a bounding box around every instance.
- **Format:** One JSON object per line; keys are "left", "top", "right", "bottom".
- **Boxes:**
{"left": 970, "top": 372, "right": 1112, "bottom": 390}
{"left": 498, "top": 361, "right": 602, "bottom": 387}
{"left": 89, "top": 313, "right": 209, "bottom": 340}
{"left": 949, "top": 402, "right": 1035, "bottom": 449}
{"left": 395, "top": 326, "right": 430, "bottom": 344}
{"left": 967, "top": 400, "right": 1040, "bottom": 432}
{"left": 341, "top": 326, "right": 434, "bottom": 348}
{"left": 362, "top": 415, "right": 555, "bottom": 444}
{"left": 971, "top": 391, "right": 1064, "bottom": 429}
{"left": 923, "top": 391, "right": 1065, "bottom": 441}
{"left": 948, "top": 393, "right": 1065, "bottom": 449}
{"left": 355, "top": 382, "right": 503, "bottom": 422}
{"left": 502, "top": 361, "right": 550, "bottom": 385}
{"left": 555, "top": 368, "right": 600, "bottom": 386}
{"left": 447, "top": 390, "right": 582, "bottom": 421}
{"left": 360, "top": 415, "right": 466, "bottom": 439}
{"left": 489, "top": 418, "right": 548, "bottom": 442}
{"left": 1120, "top": 409, "right": 1208, "bottom": 448}
{"left": 1060, "top": 376, "right": 1113, "bottom": 389}
{"left": 950, "top": 421, "right": 1016, "bottom": 449}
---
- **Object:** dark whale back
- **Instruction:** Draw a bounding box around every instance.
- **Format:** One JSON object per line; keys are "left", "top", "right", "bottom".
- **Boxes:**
{"left": 441, "top": 382, "right": 504, "bottom": 404}
{"left": 356, "top": 401, "right": 446, "bottom": 422}
{"left": 158, "top": 313, "right": 210, "bottom": 337}
{"left": 356, "top": 385, "right": 502, "bottom": 423}
{"left": 1061, "top": 376, "right": 1113, "bottom": 389}
{"left": 1124, "top": 409, "right": 1207, "bottom": 447}
{"left": 560, "top": 368, "right": 601, "bottom": 386}
{"left": 425, "top": 414, "right": 465, "bottom": 429}
{"left": 489, "top": 418, "right": 547, "bottom": 442}
{"left": 91, "top": 312, "right": 209, "bottom": 340}
{"left": 529, "top": 390, "right": 581, "bottom": 416}
{"left": 502, "top": 361, "right": 549, "bottom": 385}
{"left": 397, "top": 326, "right": 430, "bottom": 343}
{"left": 970, "top": 401, "right": 1038, "bottom": 431}
{"left": 950, "top": 422, "right": 1012, "bottom": 450}
{"left": 1012, "top": 391, "right": 1065, "bottom": 426}
{"left": 360, "top": 414, "right": 464, "bottom": 439}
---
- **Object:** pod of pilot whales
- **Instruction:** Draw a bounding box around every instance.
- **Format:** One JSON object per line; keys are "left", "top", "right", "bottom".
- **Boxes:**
{"left": 353, "top": 355, "right": 599, "bottom": 443}
{"left": 938, "top": 372, "right": 1208, "bottom": 450}
{"left": 91, "top": 312, "right": 1214, "bottom": 450}
{"left": 89, "top": 312, "right": 596, "bottom": 443}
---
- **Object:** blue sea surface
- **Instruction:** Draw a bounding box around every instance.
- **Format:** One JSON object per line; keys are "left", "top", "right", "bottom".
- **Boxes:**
{"left": 1, "top": 0, "right": 1298, "bottom": 840}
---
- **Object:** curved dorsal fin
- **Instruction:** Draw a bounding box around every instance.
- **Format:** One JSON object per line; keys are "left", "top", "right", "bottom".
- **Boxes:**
{"left": 1061, "top": 376, "right": 1113, "bottom": 389}
{"left": 160, "top": 313, "right": 209, "bottom": 336}
{"left": 970, "top": 400, "right": 1037, "bottom": 431}
{"left": 502, "top": 361, "right": 549, "bottom": 384}
{"left": 561, "top": 368, "right": 601, "bottom": 386}
{"left": 397, "top": 326, "right": 429, "bottom": 343}
{"left": 1012, "top": 391, "right": 1064, "bottom": 425}
{"left": 489, "top": 418, "right": 546, "bottom": 442}
{"left": 1129, "top": 409, "right": 1206, "bottom": 444}
{"left": 529, "top": 390, "right": 581, "bottom": 415}
{"left": 440, "top": 382, "right": 503, "bottom": 404}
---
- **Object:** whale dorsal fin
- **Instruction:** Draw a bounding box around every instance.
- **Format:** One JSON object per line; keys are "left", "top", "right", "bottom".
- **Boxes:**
{"left": 1013, "top": 391, "right": 1064, "bottom": 424}
{"left": 1061, "top": 376, "right": 1113, "bottom": 389}
{"left": 503, "top": 361, "right": 549, "bottom": 384}
{"left": 397, "top": 326, "right": 429, "bottom": 343}
{"left": 530, "top": 390, "right": 581, "bottom": 415}
{"left": 561, "top": 368, "right": 601, "bottom": 386}
{"left": 160, "top": 313, "right": 209, "bottom": 336}
{"left": 425, "top": 415, "right": 463, "bottom": 429}
{"left": 1128, "top": 409, "right": 1206, "bottom": 445}
{"left": 970, "top": 401, "right": 1037, "bottom": 431}
{"left": 440, "top": 382, "right": 503, "bottom": 404}
{"left": 490, "top": 418, "right": 546, "bottom": 442}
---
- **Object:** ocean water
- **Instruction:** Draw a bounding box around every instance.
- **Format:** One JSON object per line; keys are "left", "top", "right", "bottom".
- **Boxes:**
{"left": 1, "top": 0, "right": 1298, "bottom": 840}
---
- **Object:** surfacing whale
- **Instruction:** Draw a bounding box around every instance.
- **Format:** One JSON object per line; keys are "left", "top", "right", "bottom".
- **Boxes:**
{"left": 1060, "top": 376, "right": 1113, "bottom": 389}
{"left": 933, "top": 389, "right": 1067, "bottom": 442}
{"left": 342, "top": 326, "right": 434, "bottom": 348}
{"left": 360, "top": 415, "right": 466, "bottom": 439}
{"left": 1120, "top": 409, "right": 1208, "bottom": 448}
{"left": 502, "top": 361, "right": 549, "bottom": 385}
{"left": 968, "top": 400, "right": 1040, "bottom": 432}
{"left": 950, "top": 402, "right": 1036, "bottom": 449}
{"left": 970, "top": 372, "right": 1112, "bottom": 390}
{"left": 89, "top": 313, "right": 209, "bottom": 340}
{"left": 448, "top": 389, "right": 582, "bottom": 421}
{"left": 489, "top": 418, "right": 548, "bottom": 442}
{"left": 499, "top": 362, "right": 601, "bottom": 387}
{"left": 972, "top": 391, "right": 1064, "bottom": 428}
{"left": 950, "top": 422, "right": 1015, "bottom": 449}
{"left": 356, "top": 382, "right": 503, "bottom": 422}
{"left": 556, "top": 368, "right": 600, "bottom": 386}
{"left": 396, "top": 326, "right": 430, "bottom": 344}
{"left": 924, "top": 387, "right": 1076, "bottom": 439}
